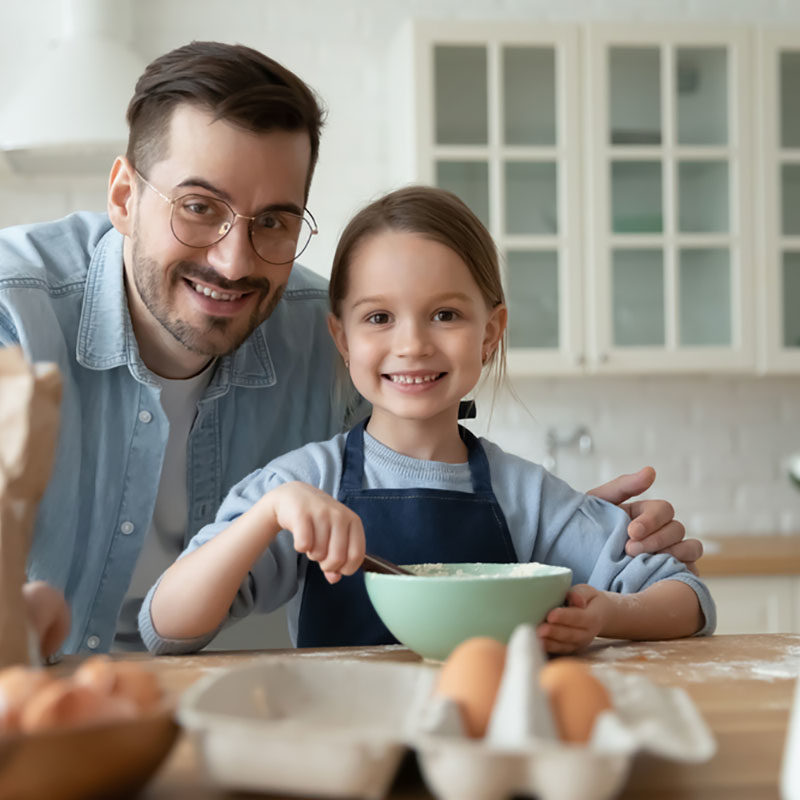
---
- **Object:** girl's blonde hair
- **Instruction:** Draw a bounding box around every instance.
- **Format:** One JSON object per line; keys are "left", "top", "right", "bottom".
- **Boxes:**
{"left": 329, "top": 185, "right": 507, "bottom": 390}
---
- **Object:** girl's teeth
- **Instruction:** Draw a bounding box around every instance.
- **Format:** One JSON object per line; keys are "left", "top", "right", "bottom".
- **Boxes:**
{"left": 192, "top": 282, "right": 240, "bottom": 302}
{"left": 390, "top": 374, "right": 439, "bottom": 384}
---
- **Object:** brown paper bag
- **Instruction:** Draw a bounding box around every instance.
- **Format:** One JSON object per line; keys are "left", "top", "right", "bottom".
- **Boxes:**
{"left": 0, "top": 347, "right": 62, "bottom": 667}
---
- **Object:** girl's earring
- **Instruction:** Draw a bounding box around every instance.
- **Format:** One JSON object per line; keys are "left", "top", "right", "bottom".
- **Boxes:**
{"left": 481, "top": 350, "right": 489, "bottom": 365}
{"left": 344, "top": 359, "right": 350, "bottom": 369}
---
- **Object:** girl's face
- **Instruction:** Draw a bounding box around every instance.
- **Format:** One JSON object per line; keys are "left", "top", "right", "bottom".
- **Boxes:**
{"left": 328, "top": 230, "right": 506, "bottom": 431}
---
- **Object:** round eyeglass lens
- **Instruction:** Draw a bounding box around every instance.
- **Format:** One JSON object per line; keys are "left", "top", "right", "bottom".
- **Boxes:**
{"left": 171, "top": 195, "right": 232, "bottom": 248}
{"left": 251, "top": 210, "right": 313, "bottom": 264}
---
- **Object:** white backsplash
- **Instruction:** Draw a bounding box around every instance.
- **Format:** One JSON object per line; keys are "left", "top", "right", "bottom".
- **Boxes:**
{"left": 466, "top": 375, "right": 800, "bottom": 537}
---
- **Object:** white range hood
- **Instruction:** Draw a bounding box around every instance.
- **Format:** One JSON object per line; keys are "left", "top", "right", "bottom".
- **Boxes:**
{"left": 0, "top": 0, "right": 146, "bottom": 174}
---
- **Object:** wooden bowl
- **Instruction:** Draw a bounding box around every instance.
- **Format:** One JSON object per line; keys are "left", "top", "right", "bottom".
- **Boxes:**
{"left": 0, "top": 707, "right": 179, "bottom": 800}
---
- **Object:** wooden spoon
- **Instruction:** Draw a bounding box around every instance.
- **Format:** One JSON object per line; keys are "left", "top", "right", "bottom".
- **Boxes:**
{"left": 362, "top": 554, "right": 413, "bottom": 576}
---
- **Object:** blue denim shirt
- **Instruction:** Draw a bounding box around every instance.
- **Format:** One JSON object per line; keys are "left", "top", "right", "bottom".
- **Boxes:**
{"left": 0, "top": 212, "right": 352, "bottom": 653}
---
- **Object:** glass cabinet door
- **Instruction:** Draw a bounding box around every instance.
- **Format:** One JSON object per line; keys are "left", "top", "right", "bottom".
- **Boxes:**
{"left": 779, "top": 52, "right": 800, "bottom": 354}
{"left": 588, "top": 26, "right": 752, "bottom": 371}
{"left": 762, "top": 35, "right": 800, "bottom": 370}
{"left": 778, "top": 53, "right": 800, "bottom": 352}
{"left": 422, "top": 25, "right": 583, "bottom": 373}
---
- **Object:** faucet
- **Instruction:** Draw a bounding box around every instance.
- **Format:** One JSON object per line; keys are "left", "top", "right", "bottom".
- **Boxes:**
{"left": 543, "top": 425, "right": 593, "bottom": 474}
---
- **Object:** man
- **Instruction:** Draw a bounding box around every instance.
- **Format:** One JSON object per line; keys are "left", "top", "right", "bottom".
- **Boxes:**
{"left": 0, "top": 42, "right": 700, "bottom": 654}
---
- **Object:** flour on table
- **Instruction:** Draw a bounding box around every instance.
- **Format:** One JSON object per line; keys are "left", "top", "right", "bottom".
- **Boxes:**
{"left": 590, "top": 639, "right": 800, "bottom": 682}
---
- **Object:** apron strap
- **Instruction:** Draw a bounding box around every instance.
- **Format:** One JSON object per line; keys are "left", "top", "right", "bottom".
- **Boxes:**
{"left": 338, "top": 418, "right": 368, "bottom": 494}
{"left": 459, "top": 425, "right": 494, "bottom": 495}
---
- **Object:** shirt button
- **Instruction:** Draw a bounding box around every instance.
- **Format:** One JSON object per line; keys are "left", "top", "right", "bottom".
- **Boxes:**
{"left": 86, "top": 635, "right": 100, "bottom": 650}
{"left": 120, "top": 520, "right": 135, "bottom": 535}
{"left": 138, "top": 410, "right": 152, "bottom": 423}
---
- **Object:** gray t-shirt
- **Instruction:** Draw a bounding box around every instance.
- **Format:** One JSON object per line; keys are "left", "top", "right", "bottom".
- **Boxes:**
{"left": 139, "top": 430, "right": 715, "bottom": 653}
{"left": 114, "top": 363, "right": 213, "bottom": 650}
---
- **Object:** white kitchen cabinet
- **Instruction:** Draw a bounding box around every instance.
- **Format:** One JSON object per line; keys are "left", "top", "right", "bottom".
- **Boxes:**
{"left": 586, "top": 25, "right": 755, "bottom": 373}
{"left": 758, "top": 29, "right": 800, "bottom": 373}
{"left": 703, "top": 576, "right": 797, "bottom": 634}
{"left": 392, "top": 21, "right": 780, "bottom": 375}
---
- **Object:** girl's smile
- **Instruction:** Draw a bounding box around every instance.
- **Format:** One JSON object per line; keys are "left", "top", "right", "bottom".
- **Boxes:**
{"left": 328, "top": 230, "right": 506, "bottom": 460}
{"left": 384, "top": 370, "right": 445, "bottom": 387}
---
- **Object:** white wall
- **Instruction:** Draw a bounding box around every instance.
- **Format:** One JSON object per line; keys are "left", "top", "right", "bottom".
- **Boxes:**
{"left": 1, "top": 0, "right": 798, "bottom": 539}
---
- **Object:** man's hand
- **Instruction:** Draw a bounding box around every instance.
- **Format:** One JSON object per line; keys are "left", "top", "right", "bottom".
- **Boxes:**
{"left": 588, "top": 467, "right": 702, "bottom": 574}
{"left": 22, "top": 581, "right": 70, "bottom": 659}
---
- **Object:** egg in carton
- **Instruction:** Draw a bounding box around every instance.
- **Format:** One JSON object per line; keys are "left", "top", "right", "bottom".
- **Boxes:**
{"left": 413, "top": 625, "right": 716, "bottom": 800}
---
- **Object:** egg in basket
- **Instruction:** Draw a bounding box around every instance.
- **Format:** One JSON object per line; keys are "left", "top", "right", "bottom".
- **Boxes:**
{"left": 0, "top": 656, "right": 178, "bottom": 800}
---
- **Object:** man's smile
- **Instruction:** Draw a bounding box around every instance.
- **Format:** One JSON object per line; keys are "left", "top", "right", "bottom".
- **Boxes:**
{"left": 185, "top": 277, "right": 250, "bottom": 303}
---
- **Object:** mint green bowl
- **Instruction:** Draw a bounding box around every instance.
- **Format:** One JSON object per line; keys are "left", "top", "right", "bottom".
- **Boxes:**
{"left": 364, "top": 562, "right": 572, "bottom": 661}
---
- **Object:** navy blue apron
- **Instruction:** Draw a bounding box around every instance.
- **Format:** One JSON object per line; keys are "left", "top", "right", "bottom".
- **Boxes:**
{"left": 296, "top": 419, "right": 516, "bottom": 647}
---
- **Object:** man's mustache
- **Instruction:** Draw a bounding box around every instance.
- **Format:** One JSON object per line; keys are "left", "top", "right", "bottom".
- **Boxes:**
{"left": 176, "top": 262, "right": 271, "bottom": 294}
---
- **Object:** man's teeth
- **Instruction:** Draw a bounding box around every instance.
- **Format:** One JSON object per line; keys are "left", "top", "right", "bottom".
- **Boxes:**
{"left": 191, "top": 281, "right": 242, "bottom": 302}
{"left": 389, "top": 374, "right": 440, "bottom": 384}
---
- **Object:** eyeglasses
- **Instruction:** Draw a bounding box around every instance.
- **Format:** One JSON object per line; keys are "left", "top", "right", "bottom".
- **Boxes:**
{"left": 134, "top": 169, "right": 318, "bottom": 265}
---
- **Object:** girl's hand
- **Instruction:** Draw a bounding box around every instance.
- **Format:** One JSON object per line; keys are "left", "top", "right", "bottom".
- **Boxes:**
{"left": 22, "top": 581, "right": 70, "bottom": 659}
{"left": 536, "top": 584, "right": 610, "bottom": 654}
{"left": 265, "top": 482, "right": 366, "bottom": 584}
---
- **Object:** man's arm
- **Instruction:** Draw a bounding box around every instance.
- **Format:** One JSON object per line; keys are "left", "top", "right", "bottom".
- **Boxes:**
{"left": 588, "top": 466, "right": 703, "bottom": 572}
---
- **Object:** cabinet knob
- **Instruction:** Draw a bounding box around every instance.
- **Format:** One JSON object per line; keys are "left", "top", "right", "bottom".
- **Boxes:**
{"left": 575, "top": 353, "right": 585, "bottom": 366}
{"left": 599, "top": 353, "right": 609, "bottom": 364}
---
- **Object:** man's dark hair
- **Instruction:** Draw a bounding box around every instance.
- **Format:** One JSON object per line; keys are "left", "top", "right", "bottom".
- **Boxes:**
{"left": 126, "top": 41, "right": 325, "bottom": 199}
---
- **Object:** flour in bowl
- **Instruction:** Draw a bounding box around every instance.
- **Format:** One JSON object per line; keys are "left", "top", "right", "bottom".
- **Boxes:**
{"left": 406, "top": 562, "right": 551, "bottom": 578}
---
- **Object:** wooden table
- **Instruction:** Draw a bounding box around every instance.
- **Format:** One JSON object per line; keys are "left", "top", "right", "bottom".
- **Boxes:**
{"left": 130, "top": 634, "right": 800, "bottom": 800}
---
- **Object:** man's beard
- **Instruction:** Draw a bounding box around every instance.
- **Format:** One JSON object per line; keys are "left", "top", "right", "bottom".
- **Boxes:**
{"left": 130, "top": 240, "right": 286, "bottom": 357}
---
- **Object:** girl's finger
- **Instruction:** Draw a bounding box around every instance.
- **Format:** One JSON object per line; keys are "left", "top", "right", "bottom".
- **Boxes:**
{"left": 343, "top": 518, "right": 366, "bottom": 575}
{"left": 539, "top": 636, "right": 578, "bottom": 655}
{"left": 319, "top": 519, "right": 350, "bottom": 573}
{"left": 291, "top": 518, "right": 314, "bottom": 554}
{"left": 537, "top": 622, "right": 587, "bottom": 645}
{"left": 307, "top": 520, "right": 330, "bottom": 562}
{"left": 546, "top": 606, "right": 592, "bottom": 628}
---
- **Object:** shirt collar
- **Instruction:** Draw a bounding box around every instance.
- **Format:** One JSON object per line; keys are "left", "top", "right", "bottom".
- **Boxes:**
{"left": 76, "top": 226, "right": 276, "bottom": 389}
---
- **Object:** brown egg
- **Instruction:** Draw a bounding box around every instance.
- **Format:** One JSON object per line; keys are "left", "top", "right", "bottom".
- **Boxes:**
{"left": 19, "top": 680, "right": 137, "bottom": 733}
{"left": 74, "top": 656, "right": 162, "bottom": 712}
{"left": 436, "top": 637, "right": 507, "bottom": 738}
{"left": 73, "top": 655, "right": 117, "bottom": 694}
{"left": 109, "top": 662, "right": 162, "bottom": 712}
{"left": 0, "top": 666, "right": 54, "bottom": 732}
{"left": 539, "top": 658, "right": 612, "bottom": 744}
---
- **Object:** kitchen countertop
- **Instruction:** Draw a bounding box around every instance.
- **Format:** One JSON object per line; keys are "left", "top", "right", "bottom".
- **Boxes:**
{"left": 699, "top": 534, "right": 800, "bottom": 576}
{"left": 126, "top": 633, "right": 800, "bottom": 800}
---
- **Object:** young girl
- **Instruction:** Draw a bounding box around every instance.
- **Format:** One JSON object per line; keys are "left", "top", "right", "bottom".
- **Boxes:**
{"left": 139, "top": 186, "right": 715, "bottom": 654}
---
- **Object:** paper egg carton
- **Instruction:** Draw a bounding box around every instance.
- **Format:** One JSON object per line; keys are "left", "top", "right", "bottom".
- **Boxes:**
{"left": 178, "top": 657, "right": 439, "bottom": 799}
{"left": 415, "top": 626, "right": 716, "bottom": 800}
{"left": 178, "top": 627, "right": 715, "bottom": 800}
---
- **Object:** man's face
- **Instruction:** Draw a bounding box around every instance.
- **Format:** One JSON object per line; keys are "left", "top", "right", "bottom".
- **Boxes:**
{"left": 124, "top": 104, "right": 312, "bottom": 364}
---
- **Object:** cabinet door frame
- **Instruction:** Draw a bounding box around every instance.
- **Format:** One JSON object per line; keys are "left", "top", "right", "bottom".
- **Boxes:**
{"left": 585, "top": 24, "right": 756, "bottom": 373}
{"left": 758, "top": 27, "right": 800, "bottom": 374}
{"left": 408, "top": 20, "right": 585, "bottom": 375}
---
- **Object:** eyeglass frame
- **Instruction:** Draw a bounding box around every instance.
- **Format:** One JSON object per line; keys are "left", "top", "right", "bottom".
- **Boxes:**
{"left": 133, "top": 168, "right": 318, "bottom": 265}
